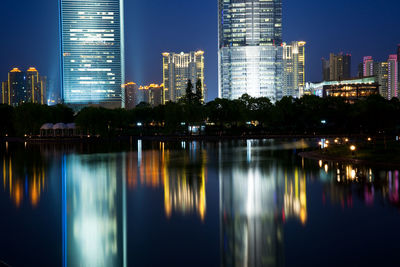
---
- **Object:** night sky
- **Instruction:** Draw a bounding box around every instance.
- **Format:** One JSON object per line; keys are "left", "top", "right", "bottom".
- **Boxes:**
{"left": 0, "top": 0, "right": 399, "bottom": 101}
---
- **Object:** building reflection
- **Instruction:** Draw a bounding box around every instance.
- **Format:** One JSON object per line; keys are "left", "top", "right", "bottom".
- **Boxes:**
{"left": 318, "top": 162, "right": 400, "bottom": 209}
{"left": 63, "top": 153, "right": 126, "bottom": 267}
{"left": 126, "top": 141, "right": 207, "bottom": 221}
{"left": 284, "top": 168, "right": 307, "bottom": 225}
{"left": 219, "top": 141, "right": 285, "bottom": 267}
{"left": 1, "top": 155, "right": 46, "bottom": 207}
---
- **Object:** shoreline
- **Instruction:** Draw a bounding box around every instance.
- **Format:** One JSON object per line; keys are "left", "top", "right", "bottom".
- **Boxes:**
{"left": 299, "top": 150, "right": 400, "bottom": 168}
{"left": 0, "top": 134, "right": 384, "bottom": 144}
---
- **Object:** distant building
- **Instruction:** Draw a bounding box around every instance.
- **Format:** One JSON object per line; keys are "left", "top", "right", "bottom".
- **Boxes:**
{"left": 387, "top": 55, "right": 398, "bottom": 99}
{"left": 374, "top": 61, "right": 389, "bottom": 99}
{"left": 124, "top": 82, "right": 138, "bottom": 110}
{"left": 363, "top": 56, "right": 374, "bottom": 77}
{"left": 162, "top": 51, "right": 205, "bottom": 103}
{"left": 329, "top": 53, "right": 351, "bottom": 81}
{"left": 305, "top": 77, "right": 379, "bottom": 103}
{"left": 2, "top": 67, "right": 47, "bottom": 106}
{"left": 362, "top": 55, "right": 398, "bottom": 99}
{"left": 283, "top": 41, "right": 306, "bottom": 98}
{"left": 1, "top": 81, "right": 8, "bottom": 105}
{"left": 7, "top": 68, "right": 25, "bottom": 106}
{"left": 124, "top": 82, "right": 164, "bottom": 109}
{"left": 322, "top": 58, "right": 330, "bottom": 81}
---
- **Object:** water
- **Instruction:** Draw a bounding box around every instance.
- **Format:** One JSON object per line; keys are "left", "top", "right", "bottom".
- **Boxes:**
{"left": 0, "top": 139, "right": 399, "bottom": 267}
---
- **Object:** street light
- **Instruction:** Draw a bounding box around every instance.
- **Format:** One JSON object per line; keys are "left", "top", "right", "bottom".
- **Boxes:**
{"left": 350, "top": 145, "right": 356, "bottom": 156}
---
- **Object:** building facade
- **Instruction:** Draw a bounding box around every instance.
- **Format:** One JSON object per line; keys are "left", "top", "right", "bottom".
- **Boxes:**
{"left": 124, "top": 82, "right": 163, "bottom": 109}
{"left": 1, "top": 67, "right": 47, "bottom": 106}
{"left": 329, "top": 53, "right": 351, "bottom": 81}
{"left": 60, "top": 0, "right": 125, "bottom": 109}
{"left": 218, "top": 0, "right": 283, "bottom": 101}
{"left": 363, "top": 56, "right": 374, "bottom": 77}
{"left": 305, "top": 77, "right": 379, "bottom": 103}
{"left": 361, "top": 55, "right": 398, "bottom": 100}
{"left": 283, "top": 41, "right": 306, "bottom": 98}
{"left": 162, "top": 51, "right": 205, "bottom": 103}
{"left": 387, "top": 55, "right": 398, "bottom": 99}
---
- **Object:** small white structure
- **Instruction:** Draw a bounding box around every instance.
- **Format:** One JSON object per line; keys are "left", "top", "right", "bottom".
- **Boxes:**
{"left": 40, "top": 123, "right": 78, "bottom": 137}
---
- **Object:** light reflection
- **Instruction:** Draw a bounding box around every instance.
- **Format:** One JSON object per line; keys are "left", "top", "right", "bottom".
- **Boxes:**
{"left": 64, "top": 154, "right": 126, "bottom": 267}
{"left": 126, "top": 142, "right": 208, "bottom": 221}
{"left": 1, "top": 155, "right": 46, "bottom": 207}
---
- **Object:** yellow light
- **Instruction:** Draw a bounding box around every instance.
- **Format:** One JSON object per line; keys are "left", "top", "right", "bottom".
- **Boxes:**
{"left": 350, "top": 145, "right": 356, "bottom": 151}
{"left": 367, "top": 137, "right": 372, "bottom": 141}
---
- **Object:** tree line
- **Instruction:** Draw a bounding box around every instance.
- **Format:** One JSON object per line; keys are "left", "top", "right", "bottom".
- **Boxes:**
{"left": 1, "top": 93, "right": 400, "bottom": 137}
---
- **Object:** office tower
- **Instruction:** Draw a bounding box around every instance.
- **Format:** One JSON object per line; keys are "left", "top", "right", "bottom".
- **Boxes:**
{"left": 329, "top": 53, "right": 351, "bottom": 81}
{"left": 363, "top": 56, "right": 374, "bottom": 77}
{"left": 218, "top": 0, "right": 283, "bottom": 101}
{"left": 322, "top": 58, "right": 330, "bottom": 81}
{"left": 60, "top": 0, "right": 125, "bottom": 109}
{"left": 162, "top": 51, "right": 205, "bottom": 103}
{"left": 283, "top": 41, "right": 306, "bottom": 98}
{"left": 375, "top": 62, "right": 389, "bottom": 99}
{"left": 387, "top": 55, "right": 398, "bottom": 99}
{"left": 8, "top": 68, "right": 25, "bottom": 106}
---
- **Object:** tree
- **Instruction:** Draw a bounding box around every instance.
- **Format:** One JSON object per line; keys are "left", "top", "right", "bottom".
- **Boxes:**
{"left": 195, "top": 79, "right": 203, "bottom": 104}
{"left": 184, "top": 79, "right": 194, "bottom": 104}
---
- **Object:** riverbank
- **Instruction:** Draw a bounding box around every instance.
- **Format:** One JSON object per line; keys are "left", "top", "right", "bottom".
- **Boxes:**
{"left": 0, "top": 134, "right": 381, "bottom": 144}
{"left": 299, "top": 140, "right": 400, "bottom": 167}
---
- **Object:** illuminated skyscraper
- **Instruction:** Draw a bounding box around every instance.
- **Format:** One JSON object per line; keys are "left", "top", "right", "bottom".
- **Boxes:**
{"left": 283, "top": 41, "right": 306, "bottom": 98}
{"left": 26, "top": 67, "right": 41, "bottom": 104}
{"left": 363, "top": 56, "right": 374, "bottom": 77}
{"left": 7, "top": 68, "right": 25, "bottom": 106}
{"left": 388, "top": 55, "right": 398, "bottom": 99}
{"left": 60, "top": 0, "right": 125, "bottom": 109}
{"left": 218, "top": 0, "right": 283, "bottom": 101}
{"left": 162, "top": 51, "right": 205, "bottom": 103}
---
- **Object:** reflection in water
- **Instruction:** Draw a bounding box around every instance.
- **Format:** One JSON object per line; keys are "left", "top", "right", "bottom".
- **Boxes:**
{"left": 63, "top": 154, "right": 126, "bottom": 267}
{"left": 220, "top": 141, "right": 285, "bottom": 267}
{"left": 126, "top": 142, "right": 207, "bottom": 221}
{"left": 319, "top": 162, "right": 400, "bottom": 210}
{"left": 284, "top": 169, "right": 307, "bottom": 225}
{"left": 1, "top": 155, "right": 46, "bottom": 207}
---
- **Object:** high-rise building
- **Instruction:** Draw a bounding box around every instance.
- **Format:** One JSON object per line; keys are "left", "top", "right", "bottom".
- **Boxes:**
{"left": 283, "top": 41, "right": 306, "bottom": 98}
{"left": 387, "top": 55, "right": 398, "bottom": 99}
{"left": 374, "top": 62, "right": 389, "bottom": 99}
{"left": 2, "top": 67, "right": 48, "bottom": 106}
{"left": 60, "top": 0, "right": 125, "bottom": 109}
{"left": 124, "top": 82, "right": 164, "bottom": 109}
{"left": 162, "top": 51, "right": 205, "bottom": 103}
{"left": 26, "top": 67, "right": 41, "bottom": 104}
{"left": 7, "top": 68, "right": 25, "bottom": 106}
{"left": 322, "top": 58, "right": 330, "bottom": 81}
{"left": 363, "top": 56, "right": 374, "bottom": 77}
{"left": 1, "top": 82, "right": 8, "bottom": 105}
{"left": 218, "top": 0, "right": 283, "bottom": 101}
{"left": 329, "top": 53, "right": 351, "bottom": 81}
{"left": 124, "top": 82, "right": 138, "bottom": 110}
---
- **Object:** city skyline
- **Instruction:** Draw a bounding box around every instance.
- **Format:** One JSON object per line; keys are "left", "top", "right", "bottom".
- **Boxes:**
{"left": 0, "top": 0, "right": 399, "bottom": 102}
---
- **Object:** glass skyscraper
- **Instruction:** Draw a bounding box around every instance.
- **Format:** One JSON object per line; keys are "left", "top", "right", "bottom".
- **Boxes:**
{"left": 218, "top": 0, "right": 283, "bottom": 101}
{"left": 60, "top": 0, "right": 125, "bottom": 108}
